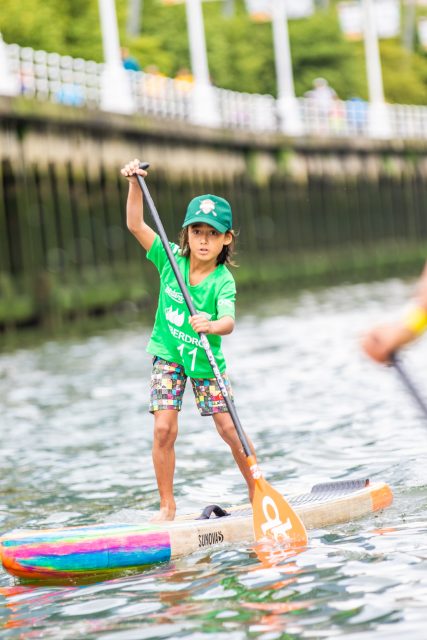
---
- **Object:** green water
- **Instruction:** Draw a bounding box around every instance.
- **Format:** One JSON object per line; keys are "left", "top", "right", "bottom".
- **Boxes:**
{"left": 0, "top": 279, "right": 426, "bottom": 639}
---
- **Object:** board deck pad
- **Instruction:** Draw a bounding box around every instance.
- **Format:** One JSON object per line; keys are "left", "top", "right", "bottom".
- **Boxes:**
{"left": 0, "top": 479, "right": 393, "bottom": 583}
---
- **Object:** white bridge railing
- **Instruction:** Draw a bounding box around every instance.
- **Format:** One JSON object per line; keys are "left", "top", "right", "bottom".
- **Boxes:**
{"left": 5, "top": 41, "right": 427, "bottom": 140}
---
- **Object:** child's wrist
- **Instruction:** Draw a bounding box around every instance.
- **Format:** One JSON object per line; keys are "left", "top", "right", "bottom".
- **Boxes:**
{"left": 403, "top": 305, "right": 427, "bottom": 336}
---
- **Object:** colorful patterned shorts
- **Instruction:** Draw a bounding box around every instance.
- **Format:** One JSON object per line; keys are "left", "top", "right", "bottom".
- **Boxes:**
{"left": 150, "top": 357, "right": 233, "bottom": 416}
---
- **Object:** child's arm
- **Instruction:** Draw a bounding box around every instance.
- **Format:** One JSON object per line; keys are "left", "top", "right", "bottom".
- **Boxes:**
{"left": 189, "top": 315, "right": 234, "bottom": 336}
{"left": 361, "top": 261, "right": 427, "bottom": 363}
{"left": 121, "top": 158, "right": 156, "bottom": 251}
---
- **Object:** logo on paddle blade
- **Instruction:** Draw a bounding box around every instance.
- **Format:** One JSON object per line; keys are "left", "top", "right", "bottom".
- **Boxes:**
{"left": 261, "top": 496, "right": 292, "bottom": 541}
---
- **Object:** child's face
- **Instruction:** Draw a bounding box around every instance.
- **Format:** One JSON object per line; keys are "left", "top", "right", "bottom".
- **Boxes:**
{"left": 187, "top": 223, "right": 231, "bottom": 262}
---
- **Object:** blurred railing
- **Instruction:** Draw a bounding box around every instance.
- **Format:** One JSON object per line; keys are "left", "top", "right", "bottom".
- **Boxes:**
{"left": 5, "top": 41, "right": 427, "bottom": 140}
{"left": 7, "top": 44, "right": 101, "bottom": 108}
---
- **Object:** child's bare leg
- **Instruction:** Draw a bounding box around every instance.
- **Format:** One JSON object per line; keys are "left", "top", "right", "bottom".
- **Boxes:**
{"left": 151, "top": 410, "right": 179, "bottom": 521}
{"left": 212, "top": 413, "right": 255, "bottom": 502}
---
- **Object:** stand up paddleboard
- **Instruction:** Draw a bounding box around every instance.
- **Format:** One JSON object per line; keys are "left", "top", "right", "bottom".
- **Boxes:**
{"left": 0, "top": 479, "right": 392, "bottom": 583}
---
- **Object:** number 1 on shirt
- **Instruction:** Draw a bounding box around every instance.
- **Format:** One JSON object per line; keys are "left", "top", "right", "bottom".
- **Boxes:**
{"left": 177, "top": 344, "right": 198, "bottom": 371}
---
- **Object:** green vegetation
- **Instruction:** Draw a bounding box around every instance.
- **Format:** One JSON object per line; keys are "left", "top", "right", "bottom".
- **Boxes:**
{"left": 1, "top": 240, "right": 425, "bottom": 331}
{"left": 2, "top": 0, "right": 427, "bottom": 103}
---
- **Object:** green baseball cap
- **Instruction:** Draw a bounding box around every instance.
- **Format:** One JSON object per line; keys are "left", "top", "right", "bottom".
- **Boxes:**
{"left": 182, "top": 194, "right": 233, "bottom": 233}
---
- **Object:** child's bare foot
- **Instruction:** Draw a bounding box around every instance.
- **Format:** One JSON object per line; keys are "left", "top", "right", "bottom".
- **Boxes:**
{"left": 150, "top": 505, "right": 176, "bottom": 522}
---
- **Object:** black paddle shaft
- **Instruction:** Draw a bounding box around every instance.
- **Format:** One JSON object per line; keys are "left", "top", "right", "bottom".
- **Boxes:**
{"left": 135, "top": 163, "right": 252, "bottom": 457}
{"left": 391, "top": 354, "right": 427, "bottom": 421}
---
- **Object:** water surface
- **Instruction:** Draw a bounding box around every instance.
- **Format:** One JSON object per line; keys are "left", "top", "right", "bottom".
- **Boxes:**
{"left": 1, "top": 279, "right": 426, "bottom": 639}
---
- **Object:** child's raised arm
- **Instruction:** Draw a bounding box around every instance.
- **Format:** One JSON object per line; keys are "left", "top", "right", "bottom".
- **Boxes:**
{"left": 121, "top": 158, "right": 156, "bottom": 251}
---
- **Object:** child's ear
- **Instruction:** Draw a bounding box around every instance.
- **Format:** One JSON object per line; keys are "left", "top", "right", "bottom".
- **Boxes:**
{"left": 223, "top": 232, "right": 233, "bottom": 246}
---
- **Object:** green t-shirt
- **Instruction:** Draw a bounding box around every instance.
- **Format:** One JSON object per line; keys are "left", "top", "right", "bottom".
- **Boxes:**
{"left": 146, "top": 234, "right": 236, "bottom": 378}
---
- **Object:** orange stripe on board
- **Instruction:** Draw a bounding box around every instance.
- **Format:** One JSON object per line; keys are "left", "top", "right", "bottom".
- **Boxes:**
{"left": 371, "top": 484, "right": 393, "bottom": 512}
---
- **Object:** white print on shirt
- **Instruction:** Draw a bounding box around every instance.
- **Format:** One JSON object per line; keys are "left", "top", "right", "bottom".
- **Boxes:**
{"left": 218, "top": 299, "right": 233, "bottom": 308}
{"left": 165, "top": 284, "right": 184, "bottom": 304}
{"left": 177, "top": 344, "right": 198, "bottom": 371}
{"left": 165, "top": 306, "right": 185, "bottom": 327}
{"left": 168, "top": 324, "right": 203, "bottom": 348}
{"left": 195, "top": 199, "right": 217, "bottom": 217}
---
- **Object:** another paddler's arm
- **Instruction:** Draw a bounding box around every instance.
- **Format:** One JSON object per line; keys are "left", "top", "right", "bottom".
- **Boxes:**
{"left": 189, "top": 315, "right": 235, "bottom": 336}
{"left": 121, "top": 158, "right": 156, "bottom": 251}
{"left": 361, "top": 261, "right": 427, "bottom": 363}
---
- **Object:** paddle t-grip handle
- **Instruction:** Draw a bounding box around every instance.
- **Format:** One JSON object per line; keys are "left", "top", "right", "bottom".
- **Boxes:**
{"left": 139, "top": 162, "right": 150, "bottom": 171}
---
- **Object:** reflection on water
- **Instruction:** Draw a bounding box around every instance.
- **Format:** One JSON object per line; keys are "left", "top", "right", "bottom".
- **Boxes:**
{"left": 1, "top": 279, "right": 427, "bottom": 639}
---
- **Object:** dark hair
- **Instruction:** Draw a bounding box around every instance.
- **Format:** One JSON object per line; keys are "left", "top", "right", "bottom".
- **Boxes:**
{"left": 178, "top": 225, "right": 238, "bottom": 267}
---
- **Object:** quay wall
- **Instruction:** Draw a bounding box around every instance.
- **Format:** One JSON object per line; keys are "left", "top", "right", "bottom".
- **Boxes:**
{"left": 1, "top": 97, "right": 427, "bottom": 329}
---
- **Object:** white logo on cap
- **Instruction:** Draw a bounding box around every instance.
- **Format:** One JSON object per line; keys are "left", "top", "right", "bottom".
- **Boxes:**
{"left": 196, "top": 199, "right": 217, "bottom": 217}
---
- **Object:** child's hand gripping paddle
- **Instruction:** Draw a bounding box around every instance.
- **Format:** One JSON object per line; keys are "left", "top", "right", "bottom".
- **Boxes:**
{"left": 134, "top": 162, "right": 307, "bottom": 547}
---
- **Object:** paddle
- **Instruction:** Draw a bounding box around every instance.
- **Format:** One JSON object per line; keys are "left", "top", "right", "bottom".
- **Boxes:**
{"left": 391, "top": 354, "right": 427, "bottom": 421}
{"left": 135, "top": 162, "right": 307, "bottom": 547}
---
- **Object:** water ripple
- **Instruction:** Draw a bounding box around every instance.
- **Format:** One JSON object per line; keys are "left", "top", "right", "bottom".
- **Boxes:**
{"left": 1, "top": 279, "right": 427, "bottom": 639}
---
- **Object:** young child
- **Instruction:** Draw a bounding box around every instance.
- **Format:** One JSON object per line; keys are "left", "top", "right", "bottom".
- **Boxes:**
{"left": 121, "top": 158, "right": 255, "bottom": 521}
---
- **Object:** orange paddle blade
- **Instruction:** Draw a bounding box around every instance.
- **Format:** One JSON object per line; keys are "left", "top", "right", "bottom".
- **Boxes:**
{"left": 252, "top": 475, "right": 308, "bottom": 547}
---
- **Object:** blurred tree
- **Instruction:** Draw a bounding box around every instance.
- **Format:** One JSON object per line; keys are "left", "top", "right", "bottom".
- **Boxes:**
{"left": 0, "top": 0, "right": 102, "bottom": 59}
{"left": 131, "top": 0, "right": 191, "bottom": 75}
{"left": 290, "top": 11, "right": 365, "bottom": 99}
{"left": 0, "top": 0, "right": 427, "bottom": 104}
{"left": 380, "top": 40, "right": 427, "bottom": 104}
{"left": 63, "top": 0, "right": 103, "bottom": 60}
{"left": 0, "top": 0, "right": 67, "bottom": 51}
